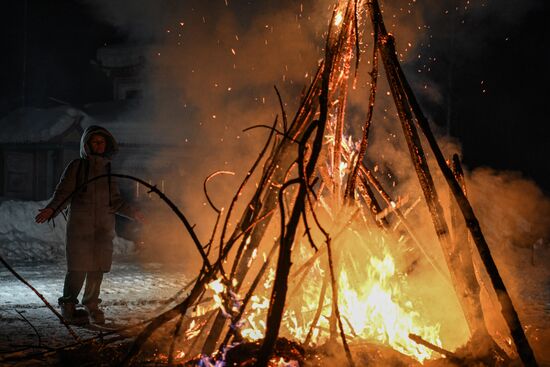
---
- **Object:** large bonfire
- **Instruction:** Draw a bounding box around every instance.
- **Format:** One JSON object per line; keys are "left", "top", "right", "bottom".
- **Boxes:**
{"left": 113, "top": 0, "right": 537, "bottom": 366}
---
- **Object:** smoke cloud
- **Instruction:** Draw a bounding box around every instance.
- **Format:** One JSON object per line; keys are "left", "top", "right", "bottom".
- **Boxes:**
{"left": 80, "top": 0, "right": 548, "bottom": 355}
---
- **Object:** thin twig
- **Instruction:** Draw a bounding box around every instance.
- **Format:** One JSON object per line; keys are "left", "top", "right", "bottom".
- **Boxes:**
{"left": 218, "top": 240, "right": 279, "bottom": 350}
{"left": 0, "top": 255, "right": 80, "bottom": 342}
{"left": 303, "top": 273, "right": 329, "bottom": 347}
{"left": 353, "top": 0, "right": 361, "bottom": 77}
{"left": 205, "top": 210, "right": 222, "bottom": 256}
{"left": 274, "top": 86, "right": 288, "bottom": 133}
{"left": 223, "top": 116, "right": 279, "bottom": 275}
{"left": 204, "top": 171, "right": 235, "bottom": 213}
{"left": 15, "top": 309, "right": 42, "bottom": 346}
{"left": 345, "top": 18, "right": 378, "bottom": 199}
{"left": 301, "top": 207, "right": 319, "bottom": 252}
{"left": 168, "top": 313, "right": 185, "bottom": 366}
{"left": 242, "top": 125, "right": 299, "bottom": 144}
{"left": 0, "top": 322, "right": 143, "bottom": 363}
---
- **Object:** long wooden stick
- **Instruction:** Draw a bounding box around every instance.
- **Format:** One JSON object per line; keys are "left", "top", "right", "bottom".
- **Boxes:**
{"left": 345, "top": 15, "right": 379, "bottom": 200}
{"left": 51, "top": 173, "right": 212, "bottom": 272}
{"left": 203, "top": 70, "right": 324, "bottom": 355}
{"left": 368, "top": 0, "right": 537, "bottom": 364}
{"left": 303, "top": 273, "right": 329, "bottom": 346}
{"left": 449, "top": 155, "right": 490, "bottom": 338}
{"left": 0, "top": 255, "right": 81, "bottom": 342}
{"left": 256, "top": 8, "right": 345, "bottom": 363}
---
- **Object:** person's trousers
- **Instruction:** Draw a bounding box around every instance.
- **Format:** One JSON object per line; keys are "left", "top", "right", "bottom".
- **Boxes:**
{"left": 58, "top": 271, "right": 104, "bottom": 306}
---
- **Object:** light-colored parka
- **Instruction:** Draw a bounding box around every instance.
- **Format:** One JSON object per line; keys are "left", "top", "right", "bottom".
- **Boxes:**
{"left": 46, "top": 125, "right": 133, "bottom": 272}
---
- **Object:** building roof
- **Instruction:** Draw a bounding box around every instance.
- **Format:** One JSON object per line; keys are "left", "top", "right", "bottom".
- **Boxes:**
{"left": 0, "top": 102, "right": 183, "bottom": 147}
{"left": 0, "top": 106, "right": 85, "bottom": 143}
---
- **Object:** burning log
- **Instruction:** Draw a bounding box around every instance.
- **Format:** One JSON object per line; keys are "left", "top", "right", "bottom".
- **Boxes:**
{"left": 344, "top": 12, "right": 379, "bottom": 202}
{"left": 201, "top": 64, "right": 325, "bottom": 357}
{"left": 367, "top": 0, "right": 537, "bottom": 364}
{"left": 448, "top": 155, "right": 489, "bottom": 338}
{"left": 257, "top": 4, "right": 359, "bottom": 365}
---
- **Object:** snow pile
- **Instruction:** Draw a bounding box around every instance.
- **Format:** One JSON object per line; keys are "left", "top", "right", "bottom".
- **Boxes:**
{"left": 0, "top": 200, "right": 135, "bottom": 263}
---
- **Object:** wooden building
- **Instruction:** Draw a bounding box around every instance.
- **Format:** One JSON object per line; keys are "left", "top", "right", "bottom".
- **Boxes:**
{"left": 0, "top": 103, "right": 177, "bottom": 202}
{"left": 0, "top": 106, "right": 85, "bottom": 200}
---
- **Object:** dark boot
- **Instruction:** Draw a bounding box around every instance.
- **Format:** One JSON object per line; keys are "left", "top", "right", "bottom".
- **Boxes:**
{"left": 60, "top": 302, "right": 89, "bottom": 325}
{"left": 85, "top": 303, "right": 105, "bottom": 324}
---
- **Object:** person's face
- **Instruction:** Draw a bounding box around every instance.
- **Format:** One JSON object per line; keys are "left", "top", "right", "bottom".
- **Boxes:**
{"left": 89, "top": 134, "right": 107, "bottom": 155}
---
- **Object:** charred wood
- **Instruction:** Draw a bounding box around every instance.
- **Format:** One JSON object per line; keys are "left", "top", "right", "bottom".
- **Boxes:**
{"left": 368, "top": 0, "right": 537, "bottom": 363}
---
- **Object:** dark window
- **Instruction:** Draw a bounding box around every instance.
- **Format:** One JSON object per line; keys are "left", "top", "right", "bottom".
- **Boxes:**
{"left": 125, "top": 89, "right": 142, "bottom": 99}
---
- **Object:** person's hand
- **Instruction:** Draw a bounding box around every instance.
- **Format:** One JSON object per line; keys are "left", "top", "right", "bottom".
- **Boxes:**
{"left": 134, "top": 210, "right": 146, "bottom": 224}
{"left": 35, "top": 208, "right": 54, "bottom": 223}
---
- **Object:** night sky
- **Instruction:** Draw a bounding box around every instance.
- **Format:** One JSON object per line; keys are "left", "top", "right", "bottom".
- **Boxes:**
{"left": 2, "top": 0, "right": 548, "bottom": 190}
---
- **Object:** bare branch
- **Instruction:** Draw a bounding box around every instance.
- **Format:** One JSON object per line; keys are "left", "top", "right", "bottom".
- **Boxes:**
{"left": 0, "top": 255, "right": 80, "bottom": 342}
{"left": 50, "top": 173, "right": 212, "bottom": 272}
{"left": 274, "top": 86, "right": 288, "bottom": 133}
{"left": 204, "top": 171, "right": 235, "bottom": 213}
{"left": 15, "top": 309, "right": 42, "bottom": 347}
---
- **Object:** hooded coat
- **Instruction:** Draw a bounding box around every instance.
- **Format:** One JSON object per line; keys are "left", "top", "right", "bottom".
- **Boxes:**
{"left": 46, "top": 125, "right": 133, "bottom": 272}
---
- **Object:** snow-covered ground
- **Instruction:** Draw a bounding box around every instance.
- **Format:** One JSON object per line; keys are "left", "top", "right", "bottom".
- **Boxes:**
{"left": 0, "top": 200, "right": 190, "bottom": 361}
{"left": 0, "top": 200, "right": 136, "bottom": 263}
{"left": 0, "top": 260, "right": 189, "bottom": 358}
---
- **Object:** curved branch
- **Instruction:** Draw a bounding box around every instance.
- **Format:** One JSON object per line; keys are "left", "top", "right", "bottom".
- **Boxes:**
{"left": 278, "top": 178, "right": 302, "bottom": 245}
{"left": 222, "top": 116, "right": 278, "bottom": 275}
{"left": 50, "top": 173, "right": 212, "bottom": 272}
{"left": 242, "top": 124, "right": 300, "bottom": 144}
{"left": 15, "top": 309, "right": 42, "bottom": 347}
{"left": 204, "top": 171, "right": 235, "bottom": 213}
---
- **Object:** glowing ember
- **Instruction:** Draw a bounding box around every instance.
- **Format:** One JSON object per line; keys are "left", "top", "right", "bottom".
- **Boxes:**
{"left": 334, "top": 11, "right": 344, "bottom": 26}
{"left": 208, "top": 278, "right": 226, "bottom": 294}
{"left": 175, "top": 350, "right": 186, "bottom": 359}
{"left": 185, "top": 319, "right": 200, "bottom": 339}
{"left": 269, "top": 357, "right": 300, "bottom": 367}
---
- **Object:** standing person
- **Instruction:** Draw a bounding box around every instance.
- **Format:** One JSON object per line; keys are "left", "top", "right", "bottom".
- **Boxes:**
{"left": 35, "top": 125, "right": 143, "bottom": 325}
